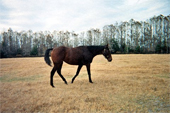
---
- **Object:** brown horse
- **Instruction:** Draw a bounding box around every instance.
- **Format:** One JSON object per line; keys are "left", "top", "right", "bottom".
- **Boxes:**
{"left": 44, "top": 44, "right": 112, "bottom": 87}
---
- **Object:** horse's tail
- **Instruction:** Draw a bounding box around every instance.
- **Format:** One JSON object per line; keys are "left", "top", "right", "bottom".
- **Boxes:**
{"left": 44, "top": 48, "right": 53, "bottom": 67}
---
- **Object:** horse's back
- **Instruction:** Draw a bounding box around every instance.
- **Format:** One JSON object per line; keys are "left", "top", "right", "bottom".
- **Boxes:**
{"left": 64, "top": 46, "right": 87, "bottom": 65}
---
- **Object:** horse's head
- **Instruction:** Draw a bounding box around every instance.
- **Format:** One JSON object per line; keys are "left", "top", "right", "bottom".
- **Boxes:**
{"left": 102, "top": 44, "right": 112, "bottom": 62}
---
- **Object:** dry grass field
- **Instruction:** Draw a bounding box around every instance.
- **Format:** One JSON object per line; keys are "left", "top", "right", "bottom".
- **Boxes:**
{"left": 0, "top": 54, "right": 170, "bottom": 112}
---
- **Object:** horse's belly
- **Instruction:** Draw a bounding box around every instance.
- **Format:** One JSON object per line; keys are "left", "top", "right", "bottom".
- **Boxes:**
{"left": 64, "top": 53, "right": 81, "bottom": 65}
{"left": 64, "top": 57, "right": 81, "bottom": 65}
{"left": 64, "top": 60, "right": 79, "bottom": 65}
{"left": 64, "top": 48, "right": 87, "bottom": 65}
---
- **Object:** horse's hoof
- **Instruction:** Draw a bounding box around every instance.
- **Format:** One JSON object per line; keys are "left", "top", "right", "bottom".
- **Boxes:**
{"left": 51, "top": 85, "right": 55, "bottom": 88}
{"left": 89, "top": 81, "right": 93, "bottom": 83}
{"left": 71, "top": 80, "right": 74, "bottom": 83}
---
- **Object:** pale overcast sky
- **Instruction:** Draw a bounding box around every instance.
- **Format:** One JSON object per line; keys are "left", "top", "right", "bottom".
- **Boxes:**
{"left": 0, "top": 0, "right": 169, "bottom": 33}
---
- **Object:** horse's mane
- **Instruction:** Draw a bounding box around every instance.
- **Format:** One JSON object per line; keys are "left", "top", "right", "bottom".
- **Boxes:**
{"left": 87, "top": 46, "right": 104, "bottom": 54}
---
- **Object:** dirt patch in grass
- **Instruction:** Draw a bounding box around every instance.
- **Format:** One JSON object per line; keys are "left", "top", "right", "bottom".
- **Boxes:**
{"left": 0, "top": 55, "right": 170, "bottom": 112}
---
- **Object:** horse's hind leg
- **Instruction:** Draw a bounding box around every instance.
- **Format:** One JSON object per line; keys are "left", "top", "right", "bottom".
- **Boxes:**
{"left": 56, "top": 62, "right": 68, "bottom": 84}
{"left": 51, "top": 66, "right": 57, "bottom": 87}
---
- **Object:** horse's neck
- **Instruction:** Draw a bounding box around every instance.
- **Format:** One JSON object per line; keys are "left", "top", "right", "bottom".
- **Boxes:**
{"left": 87, "top": 46, "right": 104, "bottom": 56}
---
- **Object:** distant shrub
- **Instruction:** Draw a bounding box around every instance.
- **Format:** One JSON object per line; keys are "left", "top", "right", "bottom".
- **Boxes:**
{"left": 110, "top": 38, "right": 119, "bottom": 53}
{"left": 30, "top": 46, "right": 38, "bottom": 56}
{"left": 135, "top": 46, "right": 141, "bottom": 54}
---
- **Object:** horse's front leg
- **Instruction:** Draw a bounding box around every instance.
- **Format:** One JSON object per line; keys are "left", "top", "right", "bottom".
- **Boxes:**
{"left": 86, "top": 63, "right": 93, "bottom": 83}
{"left": 72, "top": 64, "right": 83, "bottom": 83}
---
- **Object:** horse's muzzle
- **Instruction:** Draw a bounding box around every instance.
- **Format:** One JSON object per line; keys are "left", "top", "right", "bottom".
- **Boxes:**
{"left": 108, "top": 58, "right": 112, "bottom": 62}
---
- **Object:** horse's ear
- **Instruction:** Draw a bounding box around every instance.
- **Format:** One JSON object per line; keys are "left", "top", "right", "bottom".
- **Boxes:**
{"left": 105, "top": 44, "right": 109, "bottom": 48}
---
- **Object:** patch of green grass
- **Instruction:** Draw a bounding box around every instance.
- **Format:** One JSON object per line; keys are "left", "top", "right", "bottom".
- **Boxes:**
{"left": 154, "top": 73, "right": 170, "bottom": 79}
{"left": 134, "top": 94, "right": 169, "bottom": 112}
{"left": 0, "top": 75, "right": 42, "bottom": 82}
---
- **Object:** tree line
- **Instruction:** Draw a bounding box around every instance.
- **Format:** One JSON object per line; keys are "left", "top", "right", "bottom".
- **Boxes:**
{"left": 0, "top": 14, "right": 169, "bottom": 58}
